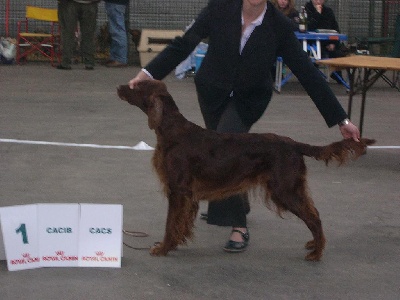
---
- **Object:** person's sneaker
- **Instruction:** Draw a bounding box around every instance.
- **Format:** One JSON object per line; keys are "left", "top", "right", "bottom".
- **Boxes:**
{"left": 106, "top": 61, "right": 127, "bottom": 68}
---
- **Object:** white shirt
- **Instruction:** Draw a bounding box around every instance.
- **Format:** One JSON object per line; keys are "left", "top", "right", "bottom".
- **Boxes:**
{"left": 240, "top": 4, "right": 267, "bottom": 54}
{"left": 229, "top": 4, "right": 267, "bottom": 96}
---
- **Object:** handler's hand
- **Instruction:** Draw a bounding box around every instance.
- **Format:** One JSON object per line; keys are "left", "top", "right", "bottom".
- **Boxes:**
{"left": 326, "top": 44, "right": 336, "bottom": 51}
{"left": 339, "top": 121, "right": 360, "bottom": 141}
{"left": 128, "top": 70, "right": 152, "bottom": 89}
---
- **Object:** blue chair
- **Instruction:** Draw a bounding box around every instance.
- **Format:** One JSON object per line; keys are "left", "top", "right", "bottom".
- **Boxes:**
{"left": 274, "top": 56, "right": 293, "bottom": 93}
{"left": 274, "top": 43, "right": 350, "bottom": 93}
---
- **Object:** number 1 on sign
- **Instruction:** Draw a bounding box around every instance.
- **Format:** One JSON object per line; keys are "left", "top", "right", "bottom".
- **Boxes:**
{"left": 16, "top": 223, "right": 29, "bottom": 244}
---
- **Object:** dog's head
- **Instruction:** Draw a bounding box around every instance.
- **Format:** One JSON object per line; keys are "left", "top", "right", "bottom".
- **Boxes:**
{"left": 117, "top": 80, "right": 170, "bottom": 130}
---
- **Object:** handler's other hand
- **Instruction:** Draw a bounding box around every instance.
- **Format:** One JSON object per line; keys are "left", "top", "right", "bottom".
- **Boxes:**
{"left": 128, "top": 70, "right": 152, "bottom": 89}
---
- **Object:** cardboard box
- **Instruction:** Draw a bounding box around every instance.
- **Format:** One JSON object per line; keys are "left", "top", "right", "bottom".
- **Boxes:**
{"left": 138, "top": 29, "right": 184, "bottom": 67}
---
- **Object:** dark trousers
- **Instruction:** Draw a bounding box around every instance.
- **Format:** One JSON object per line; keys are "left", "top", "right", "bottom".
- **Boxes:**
{"left": 58, "top": 1, "right": 98, "bottom": 67}
{"left": 197, "top": 95, "right": 252, "bottom": 228}
{"left": 321, "top": 42, "right": 346, "bottom": 81}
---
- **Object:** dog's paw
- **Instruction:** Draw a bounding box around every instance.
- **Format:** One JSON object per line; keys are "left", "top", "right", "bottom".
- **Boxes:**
{"left": 150, "top": 242, "right": 168, "bottom": 256}
{"left": 305, "top": 250, "right": 322, "bottom": 261}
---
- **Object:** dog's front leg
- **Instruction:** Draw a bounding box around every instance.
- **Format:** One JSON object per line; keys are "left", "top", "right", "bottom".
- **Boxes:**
{"left": 150, "top": 192, "right": 197, "bottom": 256}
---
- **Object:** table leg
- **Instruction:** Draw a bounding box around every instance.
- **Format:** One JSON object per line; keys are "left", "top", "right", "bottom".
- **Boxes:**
{"left": 359, "top": 68, "right": 372, "bottom": 137}
{"left": 347, "top": 68, "right": 356, "bottom": 119}
{"left": 358, "top": 68, "right": 385, "bottom": 137}
{"left": 378, "top": 71, "right": 400, "bottom": 92}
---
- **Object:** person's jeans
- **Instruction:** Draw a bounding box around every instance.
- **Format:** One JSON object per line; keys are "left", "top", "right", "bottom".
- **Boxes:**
{"left": 105, "top": 3, "right": 128, "bottom": 64}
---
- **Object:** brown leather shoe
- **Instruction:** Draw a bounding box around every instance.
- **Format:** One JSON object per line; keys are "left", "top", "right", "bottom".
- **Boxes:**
{"left": 105, "top": 61, "right": 127, "bottom": 68}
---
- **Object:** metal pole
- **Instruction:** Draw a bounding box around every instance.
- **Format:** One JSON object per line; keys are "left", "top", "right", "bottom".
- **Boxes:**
{"left": 126, "top": 1, "right": 130, "bottom": 64}
{"left": 5, "top": 0, "right": 10, "bottom": 36}
{"left": 368, "top": 0, "right": 375, "bottom": 38}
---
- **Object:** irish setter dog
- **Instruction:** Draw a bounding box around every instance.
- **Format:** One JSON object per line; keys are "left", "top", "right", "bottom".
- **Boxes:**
{"left": 117, "top": 80, "right": 375, "bottom": 261}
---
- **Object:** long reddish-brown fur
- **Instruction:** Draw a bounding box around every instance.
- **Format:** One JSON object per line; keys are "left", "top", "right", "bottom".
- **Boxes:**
{"left": 117, "top": 80, "right": 375, "bottom": 261}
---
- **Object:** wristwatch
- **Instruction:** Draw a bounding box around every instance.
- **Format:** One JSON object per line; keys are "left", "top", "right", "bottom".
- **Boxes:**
{"left": 338, "top": 118, "right": 350, "bottom": 126}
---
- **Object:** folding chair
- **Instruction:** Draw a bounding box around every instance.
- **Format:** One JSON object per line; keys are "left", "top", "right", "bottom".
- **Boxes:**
{"left": 274, "top": 56, "right": 294, "bottom": 93}
{"left": 16, "top": 6, "right": 61, "bottom": 66}
{"left": 359, "top": 15, "right": 400, "bottom": 91}
{"left": 383, "top": 14, "right": 400, "bottom": 90}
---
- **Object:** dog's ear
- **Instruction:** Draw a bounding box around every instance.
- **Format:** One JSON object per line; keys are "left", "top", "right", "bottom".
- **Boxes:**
{"left": 147, "top": 95, "right": 163, "bottom": 129}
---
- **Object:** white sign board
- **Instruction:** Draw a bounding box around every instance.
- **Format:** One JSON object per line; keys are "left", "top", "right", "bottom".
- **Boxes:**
{"left": 79, "top": 204, "right": 123, "bottom": 268}
{"left": 0, "top": 205, "right": 41, "bottom": 271}
{"left": 38, "top": 204, "right": 80, "bottom": 267}
{"left": 0, "top": 221, "right": 7, "bottom": 260}
{"left": 0, "top": 203, "right": 123, "bottom": 271}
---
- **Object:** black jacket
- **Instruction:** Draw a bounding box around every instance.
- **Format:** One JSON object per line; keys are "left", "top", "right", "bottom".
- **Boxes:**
{"left": 146, "top": 0, "right": 347, "bottom": 127}
{"left": 304, "top": 1, "right": 340, "bottom": 32}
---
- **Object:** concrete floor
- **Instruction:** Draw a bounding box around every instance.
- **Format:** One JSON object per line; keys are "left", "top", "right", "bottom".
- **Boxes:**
{"left": 0, "top": 63, "right": 399, "bottom": 300}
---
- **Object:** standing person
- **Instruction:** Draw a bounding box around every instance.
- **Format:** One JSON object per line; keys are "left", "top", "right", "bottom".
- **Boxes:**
{"left": 57, "top": 0, "right": 100, "bottom": 70}
{"left": 271, "top": 0, "right": 299, "bottom": 30}
{"left": 270, "top": 0, "right": 299, "bottom": 79}
{"left": 128, "top": 0, "right": 360, "bottom": 253}
{"left": 104, "top": 0, "right": 129, "bottom": 67}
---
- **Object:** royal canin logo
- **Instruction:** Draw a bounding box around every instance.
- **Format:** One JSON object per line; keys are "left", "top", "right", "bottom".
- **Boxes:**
{"left": 56, "top": 251, "right": 65, "bottom": 256}
{"left": 95, "top": 251, "right": 104, "bottom": 256}
{"left": 22, "top": 253, "right": 30, "bottom": 258}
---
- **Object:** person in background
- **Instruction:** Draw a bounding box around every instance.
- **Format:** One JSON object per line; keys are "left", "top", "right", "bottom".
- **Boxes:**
{"left": 271, "top": 0, "right": 299, "bottom": 30}
{"left": 270, "top": 0, "right": 299, "bottom": 79}
{"left": 57, "top": 0, "right": 100, "bottom": 70}
{"left": 128, "top": 0, "right": 360, "bottom": 253}
{"left": 304, "top": 0, "right": 345, "bottom": 81}
{"left": 104, "top": 0, "right": 129, "bottom": 67}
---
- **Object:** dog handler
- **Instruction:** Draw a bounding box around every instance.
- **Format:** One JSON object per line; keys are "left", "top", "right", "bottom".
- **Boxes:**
{"left": 128, "top": 0, "right": 360, "bottom": 253}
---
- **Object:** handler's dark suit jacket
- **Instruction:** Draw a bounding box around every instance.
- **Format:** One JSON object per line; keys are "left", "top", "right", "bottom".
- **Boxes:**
{"left": 145, "top": 0, "right": 347, "bottom": 127}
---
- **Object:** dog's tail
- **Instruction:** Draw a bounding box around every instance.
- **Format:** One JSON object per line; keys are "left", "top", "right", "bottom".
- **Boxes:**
{"left": 293, "top": 138, "right": 376, "bottom": 165}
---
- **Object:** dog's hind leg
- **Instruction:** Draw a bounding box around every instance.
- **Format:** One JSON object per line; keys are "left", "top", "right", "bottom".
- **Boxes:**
{"left": 290, "top": 197, "right": 326, "bottom": 261}
{"left": 274, "top": 193, "right": 326, "bottom": 261}
{"left": 268, "top": 175, "right": 326, "bottom": 261}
